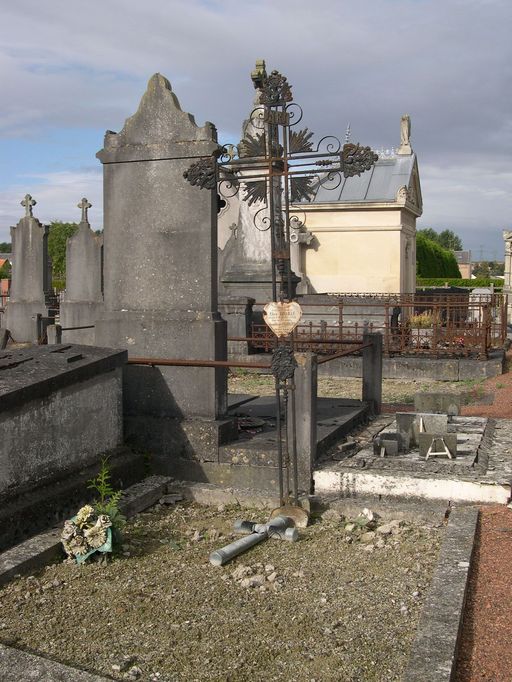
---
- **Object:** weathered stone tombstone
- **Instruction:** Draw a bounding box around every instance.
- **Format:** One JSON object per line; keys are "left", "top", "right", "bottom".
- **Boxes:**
{"left": 59, "top": 197, "right": 103, "bottom": 344}
{"left": 218, "top": 71, "right": 278, "bottom": 303}
{"left": 5, "top": 195, "right": 53, "bottom": 342}
{"left": 396, "top": 412, "right": 448, "bottom": 449}
{"left": 414, "top": 392, "right": 461, "bottom": 416}
{"left": 94, "top": 74, "right": 233, "bottom": 470}
{"left": 503, "top": 230, "right": 512, "bottom": 325}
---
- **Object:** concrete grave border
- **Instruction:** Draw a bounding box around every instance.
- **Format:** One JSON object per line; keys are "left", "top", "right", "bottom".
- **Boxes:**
{"left": 402, "top": 505, "right": 479, "bottom": 681}
{"left": 0, "top": 475, "right": 172, "bottom": 681}
{"left": 0, "top": 481, "right": 478, "bottom": 682}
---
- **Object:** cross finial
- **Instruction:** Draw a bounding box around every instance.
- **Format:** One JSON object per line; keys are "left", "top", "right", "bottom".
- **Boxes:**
{"left": 251, "top": 59, "right": 267, "bottom": 90}
{"left": 77, "top": 197, "right": 92, "bottom": 223}
{"left": 345, "top": 122, "right": 351, "bottom": 144}
{"left": 21, "top": 194, "right": 36, "bottom": 218}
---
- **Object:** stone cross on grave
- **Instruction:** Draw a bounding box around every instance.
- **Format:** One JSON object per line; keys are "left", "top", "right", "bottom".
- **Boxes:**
{"left": 21, "top": 194, "right": 36, "bottom": 218}
{"left": 77, "top": 197, "right": 92, "bottom": 223}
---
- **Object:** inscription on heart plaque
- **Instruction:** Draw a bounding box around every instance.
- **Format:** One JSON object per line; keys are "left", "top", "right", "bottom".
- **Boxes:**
{"left": 263, "top": 301, "right": 303, "bottom": 337}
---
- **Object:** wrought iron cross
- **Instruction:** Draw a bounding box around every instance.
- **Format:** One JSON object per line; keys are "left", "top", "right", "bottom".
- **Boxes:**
{"left": 77, "top": 197, "right": 92, "bottom": 223}
{"left": 184, "top": 62, "right": 378, "bottom": 507}
{"left": 21, "top": 193, "right": 36, "bottom": 218}
{"left": 184, "top": 60, "right": 378, "bottom": 302}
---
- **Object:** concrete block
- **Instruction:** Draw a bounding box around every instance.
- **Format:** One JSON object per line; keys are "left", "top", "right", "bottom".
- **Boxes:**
{"left": 0, "top": 327, "right": 8, "bottom": 349}
{"left": 0, "top": 643, "right": 109, "bottom": 681}
{"left": 396, "top": 412, "right": 416, "bottom": 448}
{"left": 362, "top": 332, "right": 382, "bottom": 415}
{"left": 459, "top": 353, "right": 504, "bottom": 380}
{"left": 125, "top": 415, "right": 237, "bottom": 467}
{"left": 373, "top": 433, "right": 403, "bottom": 457}
{"left": 418, "top": 433, "right": 457, "bottom": 459}
{"left": 414, "top": 392, "right": 462, "bottom": 415}
{"left": 416, "top": 413, "right": 448, "bottom": 435}
{"left": 287, "top": 352, "right": 318, "bottom": 494}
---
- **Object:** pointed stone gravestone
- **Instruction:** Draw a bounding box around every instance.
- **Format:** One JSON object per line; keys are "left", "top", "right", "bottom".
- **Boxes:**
{"left": 5, "top": 195, "right": 52, "bottom": 342}
{"left": 59, "top": 198, "right": 103, "bottom": 344}
{"left": 95, "top": 74, "right": 234, "bottom": 471}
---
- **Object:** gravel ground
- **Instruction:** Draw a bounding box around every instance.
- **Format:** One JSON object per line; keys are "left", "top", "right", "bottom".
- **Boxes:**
{"left": 0, "top": 503, "right": 442, "bottom": 682}
{"left": 229, "top": 372, "right": 466, "bottom": 405}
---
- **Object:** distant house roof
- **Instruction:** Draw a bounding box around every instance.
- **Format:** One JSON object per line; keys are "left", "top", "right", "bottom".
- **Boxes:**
{"left": 454, "top": 250, "right": 472, "bottom": 264}
{"left": 311, "top": 152, "right": 417, "bottom": 204}
{"left": 0, "top": 259, "right": 7, "bottom": 268}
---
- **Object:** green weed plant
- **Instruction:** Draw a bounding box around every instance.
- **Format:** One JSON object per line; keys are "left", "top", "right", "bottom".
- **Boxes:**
{"left": 87, "top": 457, "right": 126, "bottom": 543}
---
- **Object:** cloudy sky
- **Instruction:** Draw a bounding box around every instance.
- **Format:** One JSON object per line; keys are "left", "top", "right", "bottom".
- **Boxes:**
{"left": 1, "top": 0, "right": 511, "bottom": 259}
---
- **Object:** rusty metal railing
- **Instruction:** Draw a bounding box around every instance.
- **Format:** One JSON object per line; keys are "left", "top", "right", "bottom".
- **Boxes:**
{"left": 243, "top": 293, "right": 507, "bottom": 360}
{"left": 128, "top": 356, "right": 271, "bottom": 370}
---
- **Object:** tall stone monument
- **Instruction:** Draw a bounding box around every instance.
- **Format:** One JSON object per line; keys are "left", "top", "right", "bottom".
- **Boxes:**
{"left": 218, "top": 60, "right": 301, "bottom": 301}
{"left": 218, "top": 71, "right": 274, "bottom": 301}
{"left": 503, "top": 230, "right": 512, "bottom": 324}
{"left": 60, "top": 198, "right": 103, "bottom": 344}
{"left": 5, "top": 195, "right": 52, "bottom": 342}
{"left": 95, "top": 74, "right": 233, "bottom": 470}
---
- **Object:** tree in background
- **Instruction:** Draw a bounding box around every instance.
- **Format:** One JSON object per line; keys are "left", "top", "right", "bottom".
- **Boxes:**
{"left": 473, "top": 261, "right": 505, "bottom": 278}
{"left": 417, "top": 228, "right": 438, "bottom": 243}
{"left": 48, "top": 221, "right": 78, "bottom": 278}
{"left": 416, "top": 232, "right": 461, "bottom": 278}
{"left": 417, "top": 228, "right": 463, "bottom": 251}
{"left": 0, "top": 242, "right": 12, "bottom": 252}
{"left": 0, "top": 260, "right": 11, "bottom": 279}
{"left": 437, "top": 229, "right": 463, "bottom": 251}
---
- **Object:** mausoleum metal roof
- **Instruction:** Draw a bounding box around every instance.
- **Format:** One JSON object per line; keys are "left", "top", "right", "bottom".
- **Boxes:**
{"left": 310, "top": 152, "right": 416, "bottom": 204}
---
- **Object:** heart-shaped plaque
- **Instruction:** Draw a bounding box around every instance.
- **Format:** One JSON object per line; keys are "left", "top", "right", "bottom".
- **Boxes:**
{"left": 263, "top": 301, "right": 302, "bottom": 337}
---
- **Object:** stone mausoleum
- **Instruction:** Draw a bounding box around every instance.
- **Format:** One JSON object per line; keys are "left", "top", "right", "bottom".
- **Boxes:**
{"left": 296, "top": 116, "right": 422, "bottom": 295}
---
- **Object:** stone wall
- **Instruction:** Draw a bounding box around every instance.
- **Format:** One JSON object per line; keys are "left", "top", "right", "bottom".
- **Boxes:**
{"left": 0, "top": 345, "right": 144, "bottom": 551}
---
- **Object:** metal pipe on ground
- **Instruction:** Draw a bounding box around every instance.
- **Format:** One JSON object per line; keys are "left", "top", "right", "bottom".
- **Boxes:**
{"left": 209, "top": 516, "right": 298, "bottom": 567}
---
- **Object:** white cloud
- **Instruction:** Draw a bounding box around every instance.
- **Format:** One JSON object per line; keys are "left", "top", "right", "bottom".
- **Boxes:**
{"left": 0, "top": 169, "right": 102, "bottom": 240}
{"left": 0, "top": 0, "right": 511, "bottom": 253}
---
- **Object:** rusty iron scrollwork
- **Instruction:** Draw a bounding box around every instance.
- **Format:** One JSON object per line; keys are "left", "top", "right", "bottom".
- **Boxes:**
{"left": 271, "top": 345, "right": 297, "bottom": 382}
{"left": 182, "top": 157, "right": 217, "bottom": 190}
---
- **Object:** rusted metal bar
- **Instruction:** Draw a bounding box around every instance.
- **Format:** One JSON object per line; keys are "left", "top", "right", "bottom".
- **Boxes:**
{"left": 60, "top": 325, "right": 95, "bottom": 331}
{"left": 227, "top": 336, "right": 365, "bottom": 344}
{"left": 128, "top": 357, "right": 271, "bottom": 369}
{"left": 317, "top": 343, "right": 371, "bottom": 364}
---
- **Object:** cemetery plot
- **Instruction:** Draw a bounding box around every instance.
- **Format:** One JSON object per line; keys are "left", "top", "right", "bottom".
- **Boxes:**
{"left": 0, "top": 502, "right": 443, "bottom": 682}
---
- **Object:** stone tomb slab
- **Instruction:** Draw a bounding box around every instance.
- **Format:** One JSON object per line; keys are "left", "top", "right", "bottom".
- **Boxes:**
{"left": 414, "top": 392, "right": 462, "bottom": 416}
{"left": 418, "top": 432, "right": 457, "bottom": 459}
{"left": 314, "top": 415, "right": 512, "bottom": 504}
{"left": 396, "top": 412, "right": 448, "bottom": 449}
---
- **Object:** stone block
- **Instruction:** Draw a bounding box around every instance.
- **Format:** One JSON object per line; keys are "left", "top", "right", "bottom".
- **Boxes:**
{"left": 418, "top": 433, "right": 457, "bottom": 459}
{"left": 459, "top": 353, "right": 504, "bottom": 380}
{"left": 373, "top": 433, "right": 403, "bottom": 457}
{"left": 0, "top": 345, "right": 127, "bottom": 508}
{"left": 0, "top": 447, "right": 143, "bottom": 553}
{"left": 4, "top": 301, "right": 48, "bottom": 343}
{"left": 362, "top": 332, "right": 382, "bottom": 415}
{"left": 416, "top": 413, "right": 448, "bottom": 434}
{"left": 396, "top": 412, "right": 416, "bottom": 448}
{"left": 60, "top": 301, "right": 104, "bottom": 345}
{"left": 414, "top": 392, "right": 462, "bottom": 415}
{"left": 287, "top": 352, "right": 318, "bottom": 493}
{"left": 124, "top": 415, "right": 237, "bottom": 467}
{"left": 97, "top": 311, "right": 228, "bottom": 420}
